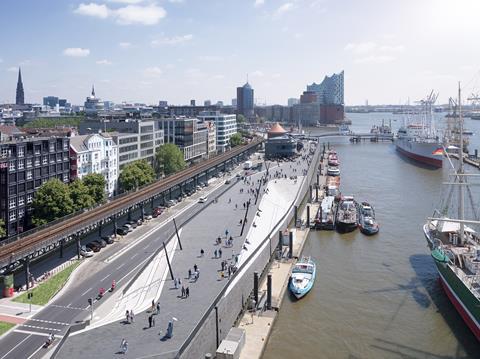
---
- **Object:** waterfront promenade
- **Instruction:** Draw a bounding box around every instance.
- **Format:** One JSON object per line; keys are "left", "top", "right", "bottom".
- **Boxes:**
{"left": 56, "top": 149, "right": 315, "bottom": 358}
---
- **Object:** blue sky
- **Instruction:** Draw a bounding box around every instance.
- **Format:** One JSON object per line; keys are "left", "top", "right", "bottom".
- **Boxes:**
{"left": 1, "top": 0, "right": 479, "bottom": 106}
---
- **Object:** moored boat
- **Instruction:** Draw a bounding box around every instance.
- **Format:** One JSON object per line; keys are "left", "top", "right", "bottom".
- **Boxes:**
{"left": 335, "top": 195, "right": 358, "bottom": 233}
{"left": 315, "top": 196, "right": 336, "bottom": 230}
{"left": 358, "top": 202, "right": 379, "bottom": 235}
{"left": 289, "top": 257, "right": 316, "bottom": 299}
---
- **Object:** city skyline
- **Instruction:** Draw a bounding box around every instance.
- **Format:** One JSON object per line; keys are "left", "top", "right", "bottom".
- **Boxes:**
{"left": 1, "top": 0, "right": 480, "bottom": 106}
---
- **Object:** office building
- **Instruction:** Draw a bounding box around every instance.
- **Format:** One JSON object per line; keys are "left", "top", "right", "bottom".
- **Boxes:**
{"left": 206, "top": 121, "right": 216, "bottom": 157}
{"left": 197, "top": 111, "right": 237, "bottom": 152}
{"left": 157, "top": 118, "right": 209, "bottom": 162}
{"left": 0, "top": 137, "right": 70, "bottom": 237}
{"left": 69, "top": 133, "right": 118, "bottom": 197}
{"left": 79, "top": 119, "right": 164, "bottom": 170}
{"left": 236, "top": 82, "right": 254, "bottom": 118}
{"left": 307, "top": 71, "right": 344, "bottom": 105}
{"left": 190, "top": 100, "right": 196, "bottom": 106}
{"left": 288, "top": 98, "right": 299, "bottom": 107}
{"left": 232, "top": 99, "right": 237, "bottom": 107}
{"left": 43, "top": 96, "right": 59, "bottom": 108}
{"left": 204, "top": 100, "right": 211, "bottom": 106}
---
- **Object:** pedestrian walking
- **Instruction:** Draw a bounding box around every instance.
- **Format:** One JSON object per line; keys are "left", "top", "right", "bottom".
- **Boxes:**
{"left": 121, "top": 339, "right": 128, "bottom": 354}
{"left": 235, "top": 204, "right": 238, "bottom": 209}
{"left": 125, "top": 310, "right": 130, "bottom": 323}
{"left": 188, "top": 268, "right": 192, "bottom": 278}
{"left": 186, "top": 287, "right": 190, "bottom": 297}
{"left": 181, "top": 285, "right": 185, "bottom": 298}
{"left": 200, "top": 248, "right": 204, "bottom": 257}
{"left": 219, "top": 248, "right": 222, "bottom": 257}
{"left": 156, "top": 302, "right": 160, "bottom": 314}
{"left": 130, "top": 310, "right": 134, "bottom": 323}
{"left": 194, "top": 264, "right": 198, "bottom": 272}
{"left": 152, "top": 315, "right": 156, "bottom": 327}
{"left": 214, "top": 249, "right": 217, "bottom": 258}
{"left": 151, "top": 299, "right": 155, "bottom": 312}
{"left": 174, "top": 278, "right": 178, "bottom": 289}
{"left": 148, "top": 315, "right": 153, "bottom": 328}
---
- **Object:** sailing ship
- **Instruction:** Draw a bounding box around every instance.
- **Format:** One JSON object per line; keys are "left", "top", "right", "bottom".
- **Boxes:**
{"left": 423, "top": 85, "right": 480, "bottom": 341}
{"left": 395, "top": 91, "right": 444, "bottom": 168}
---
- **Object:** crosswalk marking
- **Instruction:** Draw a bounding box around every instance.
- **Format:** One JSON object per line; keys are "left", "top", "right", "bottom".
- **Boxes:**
{"left": 28, "top": 318, "right": 69, "bottom": 326}
{"left": 50, "top": 304, "right": 87, "bottom": 311}
{"left": 20, "top": 324, "right": 62, "bottom": 332}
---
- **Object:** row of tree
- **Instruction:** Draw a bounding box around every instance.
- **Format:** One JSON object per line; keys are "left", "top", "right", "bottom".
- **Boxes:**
{"left": 32, "top": 174, "right": 106, "bottom": 226}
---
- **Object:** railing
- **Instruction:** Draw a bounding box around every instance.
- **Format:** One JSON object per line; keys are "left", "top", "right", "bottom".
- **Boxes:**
{"left": 176, "top": 144, "right": 320, "bottom": 358}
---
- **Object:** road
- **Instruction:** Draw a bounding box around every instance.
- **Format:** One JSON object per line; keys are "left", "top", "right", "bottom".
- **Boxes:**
{"left": 0, "top": 174, "right": 238, "bottom": 359}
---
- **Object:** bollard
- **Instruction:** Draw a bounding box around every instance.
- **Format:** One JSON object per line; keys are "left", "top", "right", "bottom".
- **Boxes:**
{"left": 309, "top": 185, "right": 312, "bottom": 203}
{"left": 24, "top": 257, "right": 30, "bottom": 290}
{"left": 113, "top": 214, "right": 117, "bottom": 238}
{"left": 317, "top": 173, "right": 320, "bottom": 186}
{"left": 278, "top": 230, "right": 283, "bottom": 253}
{"left": 289, "top": 231, "right": 293, "bottom": 258}
{"left": 307, "top": 206, "right": 310, "bottom": 227}
{"left": 253, "top": 272, "right": 259, "bottom": 306}
{"left": 316, "top": 186, "right": 319, "bottom": 202}
{"left": 294, "top": 205, "right": 298, "bottom": 227}
{"left": 267, "top": 274, "right": 272, "bottom": 310}
{"left": 76, "top": 236, "right": 81, "bottom": 259}
{"left": 59, "top": 238, "right": 64, "bottom": 258}
{"left": 476, "top": 149, "right": 478, "bottom": 158}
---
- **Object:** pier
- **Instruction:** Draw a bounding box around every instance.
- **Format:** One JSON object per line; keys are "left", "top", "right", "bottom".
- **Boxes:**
{"left": 349, "top": 133, "right": 394, "bottom": 143}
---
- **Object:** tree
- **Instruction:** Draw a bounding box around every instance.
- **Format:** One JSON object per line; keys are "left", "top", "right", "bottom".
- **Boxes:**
{"left": 236, "top": 114, "right": 246, "bottom": 124}
{"left": 0, "top": 219, "right": 6, "bottom": 238}
{"left": 229, "top": 133, "right": 242, "bottom": 147}
{"left": 82, "top": 173, "right": 106, "bottom": 204}
{"left": 70, "top": 179, "right": 95, "bottom": 211}
{"left": 32, "top": 179, "right": 74, "bottom": 226}
{"left": 119, "top": 160, "right": 156, "bottom": 191}
{"left": 155, "top": 143, "right": 186, "bottom": 176}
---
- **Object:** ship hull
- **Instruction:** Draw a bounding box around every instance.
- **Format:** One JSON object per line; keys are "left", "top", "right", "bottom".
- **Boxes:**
{"left": 433, "top": 258, "right": 480, "bottom": 341}
{"left": 395, "top": 139, "right": 443, "bottom": 168}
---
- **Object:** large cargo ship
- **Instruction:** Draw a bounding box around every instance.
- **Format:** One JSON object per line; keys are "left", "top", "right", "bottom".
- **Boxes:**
{"left": 395, "top": 91, "right": 443, "bottom": 168}
{"left": 423, "top": 87, "right": 480, "bottom": 341}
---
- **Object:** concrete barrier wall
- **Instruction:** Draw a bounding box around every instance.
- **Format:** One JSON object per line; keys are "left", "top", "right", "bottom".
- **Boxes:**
{"left": 181, "top": 145, "right": 321, "bottom": 359}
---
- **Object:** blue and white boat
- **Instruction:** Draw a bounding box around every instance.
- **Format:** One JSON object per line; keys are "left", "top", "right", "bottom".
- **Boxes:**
{"left": 289, "top": 257, "right": 316, "bottom": 299}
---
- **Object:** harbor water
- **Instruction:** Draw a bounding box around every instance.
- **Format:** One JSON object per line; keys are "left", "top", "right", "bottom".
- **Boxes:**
{"left": 263, "top": 113, "right": 480, "bottom": 358}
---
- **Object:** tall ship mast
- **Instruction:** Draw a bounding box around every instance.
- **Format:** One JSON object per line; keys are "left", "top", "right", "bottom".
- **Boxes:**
{"left": 395, "top": 90, "right": 444, "bottom": 168}
{"left": 423, "top": 84, "right": 480, "bottom": 341}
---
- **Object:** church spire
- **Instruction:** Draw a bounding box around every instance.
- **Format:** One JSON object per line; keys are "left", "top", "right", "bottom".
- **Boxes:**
{"left": 16, "top": 67, "right": 24, "bottom": 105}
{"left": 91, "top": 84, "right": 95, "bottom": 97}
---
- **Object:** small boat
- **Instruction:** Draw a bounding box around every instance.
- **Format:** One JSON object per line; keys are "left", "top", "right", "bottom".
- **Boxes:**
{"left": 327, "top": 166, "right": 340, "bottom": 176}
{"left": 289, "top": 257, "right": 316, "bottom": 299}
{"left": 315, "top": 196, "right": 336, "bottom": 230}
{"left": 336, "top": 196, "right": 358, "bottom": 233}
{"left": 358, "top": 202, "right": 379, "bottom": 235}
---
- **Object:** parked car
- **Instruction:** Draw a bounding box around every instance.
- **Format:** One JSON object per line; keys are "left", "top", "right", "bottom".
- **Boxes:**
{"left": 101, "top": 236, "right": 114, "bottom": 245}
{"left": 153, "top": 207, "right": 164, "bottom": 217}
{"left": 94, "top": 239, "right": 107, "bottom": 248}
{"left": 80, "top": 246, "right": 94, "bottom": 257}
{"left": 225, "top": 179, "right": 231, "bottom": 184}
{"left": 196, "top": 185, "right": 202, "bottom": 191}
{"left": 117, "top": 227, "right": 128, "bottom": 236}
{"left": 122, "top": 223, "right": 133, "bottom": 232}
{"left": 166, "top": 199, "right": 176, "bottom": 207}
{"left": 145, "top": 214, "right": 153, "bottom": 220}
{"left": 86, "top": 242, "right": 101, "bottom": 252}
{"left": 198, "top": 196, "right": 208, "bottom": 203}
{"left": 126, "top": 220, "right": 137, "bottom": 229}
{"left": 137, "top": 218, "right": 143, "bottom": 226}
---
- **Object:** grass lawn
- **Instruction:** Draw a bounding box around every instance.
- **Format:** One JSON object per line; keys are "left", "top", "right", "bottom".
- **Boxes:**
{"left": 0, "top": 321, "right": 15, "bottom": 336}
{"left": 13, "top": 261, "right": 81, "bottom": 306}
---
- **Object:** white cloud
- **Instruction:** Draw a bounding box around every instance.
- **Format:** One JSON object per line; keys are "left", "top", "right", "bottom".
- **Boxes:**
{"left": 107, "top": 0, "right": 144, "bottom": 3}
{"left": 274, "top": 3, "right": 294, "bottom": 17}
{"left": 119, "top": 42, "right": 132, "bottom": 49}
{"left": 63, "top": 48, "right": 90, "bottom": 57}
{"left": 272, "top": 73, "right": 281, "bottom": 78}
{"left": 115, "top": 4, "right": 166, "bottom": 25}
{"left": 344, "top": 42, "right": 377, "bottom": 54}
{"left": 198, "top": 55, "right": 223, "bottom": 62}
{"left": 7, "top": 67, "right": 18, "bottom": 72}
{"left": 165, "top": 63, "right": 176, "bottom": 69}
{"left": 212, "top": 74, "right": 225, "bottom": 80}
{"left": 354, "top": 55, "right": 395, "bottom": 64}
{"left": 144, "top": 66, "right": 163, "bottom": 77}
{"left": 185, "top": 68, "right": 205, "bottom": 78}
{"left": 0, "top": 58, "right": 3, "bottom": 63}
{"left": 254, "top": 0, "right": 265, "bottom": 7}
{"left": 379, "top": 45, "right": 405, "bottom": 53}
{"left": 74, "top": 3, "right": 166, "bottom": 26}
{"left": 96, "top": 59, "right": 113, "bottom": 65}
{"left": 151, "top": 34, "right": 193, "bottom": 46}
{"left": 168, "top": 0, "right": 184, "bottom": 3}
{"left": 75, "top": 3, "right": 110, "bottom": 19}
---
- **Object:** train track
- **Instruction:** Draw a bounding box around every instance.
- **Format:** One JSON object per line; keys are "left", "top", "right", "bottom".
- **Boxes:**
{"left": 0, "top": 140, "right": 262, "bottom": 264}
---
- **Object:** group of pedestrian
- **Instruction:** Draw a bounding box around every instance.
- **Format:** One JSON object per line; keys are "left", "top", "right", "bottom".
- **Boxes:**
{"left": 180, "top": 285, "right": 190, "bottom": 298}
{"left": 125, "top": 309, "right": 134, "bottom": 324}
{"left": 214, "top": 248, "right": 223, "bottom": 258}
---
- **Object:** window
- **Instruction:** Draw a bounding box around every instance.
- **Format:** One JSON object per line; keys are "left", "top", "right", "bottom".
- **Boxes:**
{"left": 42, "top": 156, "right": 48, "bottom": 165}
{"left": 34, "top": 158, "right": 40, "bottom": 166}
{"left": 26, "top": 170, "right": 32, "bottom": 180}
{"left": 9, "top": 210, "right": 16, "bottom": 221}
{"left": 17, "top": 160, "right": 24, "bottom": 170}
{"left": 9, "top": 198, "right": 15, "bottom": 209}
{"left": 27, "top": 194, "right": 33, "bottom": 204}
{"left": 18, "top": 208, "right": 25, "bottom": 218}
{"left": 63, "top": 173, "right": 69, "bottom": 182}
{"left": 26, "top": 159, "right": 32, "bottom": 168}
{"left": 63, "top": 141, "right": 68, "bottom": 150}
{"left": 18, "top": 147, "right": 24, "bottom": 157}
{"left": 18, "top": 196, "right": 24, "bottom": 206}
{"left": 9, "top": 161, "right": 15, "bottom": 171}
{"left": 49, "top": 143, "right": 55, "bottom": 152}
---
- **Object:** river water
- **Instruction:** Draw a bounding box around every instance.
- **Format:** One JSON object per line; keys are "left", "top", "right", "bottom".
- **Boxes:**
{"left": 263, "top": 113, "right": 480, "bottom": 359}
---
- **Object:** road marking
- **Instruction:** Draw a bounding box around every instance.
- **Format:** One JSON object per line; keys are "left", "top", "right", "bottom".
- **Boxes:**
{"left": 131, "top": 253, "right": 138, "bottom": 259}
{"left": 29, "top": 318, "right": 69, "bottom": 326}
{"left": 50, "top": 304, "right": 87, "bottom": 311}
{"left": 143, "top": 244, "right": 149, "bottom": 250}
{"left": 0, "top": 334, "right": 32, "bottom": 359}
{"left": 101, "top": 274, "right": 110, "bottom": 281}
{"left": 13, "top": 329, "right": 62, "bottom": 338}
{"left": 27, "top": 344, "right": 45, "bottom": 359}
{"left": 116, "top": 263, "right": 125, "bottom": 270}
{"left": 81, "top": 288, "right": 91, "bottom": 296}
{"left": 0, "top": 304, "right": 38, "bottom": 311}
{"left": 20, "top": 324, "right": 61, "bottom": 332}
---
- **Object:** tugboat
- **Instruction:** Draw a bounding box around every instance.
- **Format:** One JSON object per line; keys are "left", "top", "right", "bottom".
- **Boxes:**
{"left": 336, "top": 196, "right": 358, "bottom": 233}
{"left": 289, "top": 257, "right": 316, "bottom": 299}
{"left": 358, "top": 202, "right": 379, "bottom": 235}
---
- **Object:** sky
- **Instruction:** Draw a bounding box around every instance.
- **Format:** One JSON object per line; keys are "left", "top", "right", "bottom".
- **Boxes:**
{"left": 1, "top": 0, "right": 480, "bottom": 106}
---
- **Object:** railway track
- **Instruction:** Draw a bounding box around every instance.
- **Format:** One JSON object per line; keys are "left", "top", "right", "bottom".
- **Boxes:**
{"left": 0, "top": 139, "right": 262, "bottom": 265}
